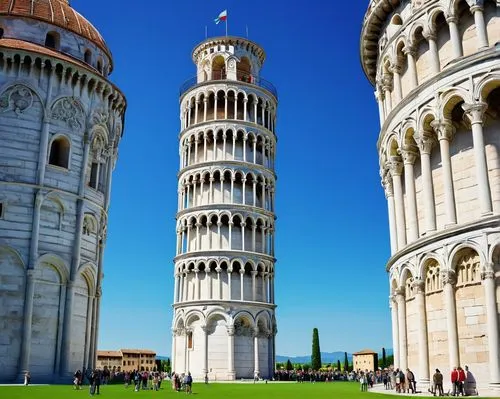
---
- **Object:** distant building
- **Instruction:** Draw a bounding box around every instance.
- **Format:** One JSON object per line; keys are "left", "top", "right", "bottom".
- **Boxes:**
{"left": 121, "top": 349, "right": 156, "bottom": 372}
{"left": 96, "top": 349, "right": 157, "bottom": 372}
{"left": 353, "top": 349, "right": 378, "bottom": 372}
{"left": 95, "top": 351, "right": 122, "bottom": 371}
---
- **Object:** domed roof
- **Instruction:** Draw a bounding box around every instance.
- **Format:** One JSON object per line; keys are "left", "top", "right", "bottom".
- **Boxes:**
{"left": 0, "top": 0, "right": 111, "bottom": 60}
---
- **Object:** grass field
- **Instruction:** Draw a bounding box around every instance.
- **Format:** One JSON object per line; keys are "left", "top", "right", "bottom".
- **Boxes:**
{"left": 0, "top": 382, "right": 391, "bottom": 399}
{"left": 0, "top": 382, "right": 495, "bottom": 399}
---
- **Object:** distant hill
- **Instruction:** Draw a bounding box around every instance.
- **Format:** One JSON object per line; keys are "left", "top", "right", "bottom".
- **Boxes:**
{"left": 157, "top": 348, "right": 393, "bottom": 364}
{"left": 276, "top": 348, "right": 393, "bottom": 365}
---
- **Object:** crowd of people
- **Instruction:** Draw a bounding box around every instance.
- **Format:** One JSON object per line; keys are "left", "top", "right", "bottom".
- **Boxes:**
{"left": 377, "top": 365, "right": 476, "bottom": 396}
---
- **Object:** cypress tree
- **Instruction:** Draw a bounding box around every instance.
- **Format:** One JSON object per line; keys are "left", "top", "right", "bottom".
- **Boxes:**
{"left": 337, "top": 359, "right": 341, "bottom": 371}
{"left": 382, "top": 347, "right": 387, "bottom": 368}
{"left": 311, "top": 328, "right": 322, "bottom": 370}
{"left": 286, "top": 359, "right": 293, "bottom": 371}
{"left": 344, "top": 352, "right": 349, "bottom": 372}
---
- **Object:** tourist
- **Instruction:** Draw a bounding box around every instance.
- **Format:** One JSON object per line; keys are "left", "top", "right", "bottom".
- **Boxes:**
{"left": 73, "top": 369, "right": 82, "bottom": 390}
{"left": 93, "top": 369, "right": 101, "bottom": 395}
{"left": 451, "top": 367, "right": 459, "bottom": 396}
{"left": 124, "top": 371, "right": 130, "bottom": 388}
{"left": 24, "top": 371, "right": 31, "bottom": 386}
{"left": 153, "top": 373, "right": 159, "bottom": 391}
{"left": 134, "top": 371, "right": 141, "bottom": 391}
{"left": 432, "top": 368, "right": 444, "bottom": 396}
{"left": 406, "top": 368, "right": 416, "bottom": 393}
{"left": 359, "top": 372, "right": 365, "bottom": 392}
{"left": 457, "top": 366, "right": 466, "bottom": 396}
{"left": 184, "top": 372, "right": 193, "bottom": 394}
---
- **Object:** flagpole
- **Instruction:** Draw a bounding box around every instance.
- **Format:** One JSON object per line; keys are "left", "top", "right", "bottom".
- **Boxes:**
{"left": 205, "top": 25, "right": 207, "bottom": 39}
{"left": 246, "top": 25, "right": 249, "bottom": 38}
{"left": 225, "top": 18, "right": 228, "bottom": 37}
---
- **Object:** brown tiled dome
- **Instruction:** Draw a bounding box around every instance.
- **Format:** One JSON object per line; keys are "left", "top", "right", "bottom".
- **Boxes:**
{"left": 0, "top": 0, "right": 112, "bottom": 60}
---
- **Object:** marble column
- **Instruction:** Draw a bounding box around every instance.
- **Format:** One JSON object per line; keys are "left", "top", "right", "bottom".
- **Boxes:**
{"left": 481, "top": 267, "right": 500, "bottom": 388}
{"left": 18, "top": 269, "right": 36, "bottom": 377}
{"left": 471, "top": 5, "right": 489, "bottom": 49}
{"left": 390, "top": 64, "right": 403, "bottom": 104}
{"left": 395, "top": 288, "right": 408, "bottom": 371}
{"left": 425, "top": 31, "right": 440, "bottom": 74}
{"left": 463, "top": 103, "right": 492, "bottom": 215}
{"left": 401, "top": 146, "right": 419, "bottom": 242}
{"left": 390, "top": 295, "right": 400, "bottom": 369}
{"left": 227, "top": 326, "right": 236, "bottom": 380}
{"left": 413, "top": 279, "right": 430, "bottom": 383}
{"left": 416, "top": 131, "right": 437, "bottom": 233}
{"left": 403, "top": 45, "right": 418, "bottom": 90}
{"left": 441, "top": 270, "right": 460, "bottom": 369}
{"left": 431, "top": 120, "right": 457, "bottom": 226}
{"left": 253, "top": 328, "right": 260, "bottom": 377}
{"left": 383, "top": 173, "right": 398, "bottom": 255}
{"left": 446, "top": 16, "right": 463, "bottom": 58}
{"left": 201, "top": 325, "right": 208, "bottom": 376}
{"left": 375, "top": 88, "right": 386, "bottom": 127}
{"left": 388, "top": 158, "right": 406, "bottom": 249}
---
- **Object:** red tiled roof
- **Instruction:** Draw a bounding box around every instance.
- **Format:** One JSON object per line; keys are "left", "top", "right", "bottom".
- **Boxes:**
{"left": 0, "top": 0, "right": 111, "bottom": 60}
{"left": 353, "top": 349, "right": 378, "bottom": 355}
{"left": 121, "top": 349, "right": 156, "bottom": 355}
{"left": 97, "top": 350, "right": 122, "bottom": 358}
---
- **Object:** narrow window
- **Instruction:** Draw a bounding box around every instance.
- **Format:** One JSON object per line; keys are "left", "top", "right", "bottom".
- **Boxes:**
{"left": 0, "top": 203, "right": 3, "bottom": 219}
{"left": 89, "top": 162, "right": 98, "bottom": 189}
{"left": 97, "top": 59, "right": 103, "bottom": 73}
{"left": 45, "top": 31, "right": 60, "bottom": 50}
{"left": 84, "top": 49, "right": 92, "bottom": 64}
{"left": 187, "top": 331, "right": 193, "bottom": 349}
{"left": 0, "top": 28, "right": 4, "bottom": 39}
{"left": 48, "top": 137, "right": 70, "bottom": 168}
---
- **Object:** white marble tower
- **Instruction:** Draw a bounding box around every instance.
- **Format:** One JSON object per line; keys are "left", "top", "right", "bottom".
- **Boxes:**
{"left": 172, "top": 36, "right": 278, "bottom": 381}
{"left": 361, "top": 0, "right": 500, "bottom": 392}
{"left": 0, "top": 0, "right": 126, "bottom": 383}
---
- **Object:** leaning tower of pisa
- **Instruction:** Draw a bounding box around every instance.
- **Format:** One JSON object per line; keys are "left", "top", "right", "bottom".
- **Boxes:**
{"left": 361, "top": 0, "right": 500, "bottom": 392}
{"left": 172, "top": 37, "right": 278, "bottom": 381}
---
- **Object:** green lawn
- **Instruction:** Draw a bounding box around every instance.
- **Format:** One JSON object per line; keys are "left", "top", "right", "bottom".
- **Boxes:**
{"left": 0, "top": 382, "right": 398, "bottom": 399}
{"left": 0, "top": 382, "right": 495, "bottom": 399}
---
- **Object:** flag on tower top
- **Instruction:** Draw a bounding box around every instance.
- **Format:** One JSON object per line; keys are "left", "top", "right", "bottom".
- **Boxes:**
{"left": 214, "top": 10, "right": 227, "bottom": 24}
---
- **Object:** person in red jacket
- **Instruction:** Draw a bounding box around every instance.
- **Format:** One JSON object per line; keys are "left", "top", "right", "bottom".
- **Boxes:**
{"left": 451, "top": 367, "right": 459, "bottom": 396}
{"left": 457, "top": 366, "right": 466, "bottom": 396}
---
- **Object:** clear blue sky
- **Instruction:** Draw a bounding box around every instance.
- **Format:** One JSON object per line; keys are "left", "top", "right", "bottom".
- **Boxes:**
{"left": 74, "top": 0, "right": 392, "bottom": 357}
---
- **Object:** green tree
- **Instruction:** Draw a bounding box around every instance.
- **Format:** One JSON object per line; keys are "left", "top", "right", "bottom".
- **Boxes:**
{"left": 337, "top": 359, "right": 341, "bottom": 371}
{"left": 311, "top": 328, "right": 322, "bottom": 370}
{"left": 382, "top": 348, "right": 387, "bottom": 368}
{"left": 286, "top": 359, "right": 293, "bottom": 371}
{"left": 344, "top": 352, "right": 349, "bottom": 372}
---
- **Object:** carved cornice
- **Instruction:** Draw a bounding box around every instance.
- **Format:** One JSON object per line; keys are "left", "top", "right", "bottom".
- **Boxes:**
{"left": 440, "top": 269, "right": 457, "bottom": 286}
{"left": 411, "top": 278, "right": 425, "bottom": 294}
{"left": 430, "top": 120, "right": 456, "bottom": 142}
{"left": 414, "top": 131, "right": 436, "bottom": 155}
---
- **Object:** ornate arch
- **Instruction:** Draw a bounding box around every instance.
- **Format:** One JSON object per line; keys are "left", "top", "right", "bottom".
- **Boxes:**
{"left": 0, "top": 82, "right": 44, "bottom": 116}
{"left": 51, "top": 96, "right": 86, "bottom": 131}
{"left": 36, "top": 253, "right": 69, "bottom": 284}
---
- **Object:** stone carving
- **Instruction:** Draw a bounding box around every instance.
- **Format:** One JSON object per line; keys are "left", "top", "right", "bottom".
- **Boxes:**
{"left": 440, "top": 269, "right": 457, "bottom": 286}
{"left": 51, "top": 97, "right": 85, "bottom": 130}
{"left": 0, "top": 85, "right": 33, "bottom": 115}
{"left": 90, "top": 107, "right": 108, "bottom": 126}
{"left": 412, "top": 0, "right": 424, "bottom": 10}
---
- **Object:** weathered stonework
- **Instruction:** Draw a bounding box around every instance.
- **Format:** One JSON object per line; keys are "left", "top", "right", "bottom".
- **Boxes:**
{"left": 0, "top": 0, "right": 126, "bottom": 383}
{"left": 361, "top": 0, "right": 500, "bottom": 392}
{"left": 172, "top": 37, "right": 277, "bottom": 381}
